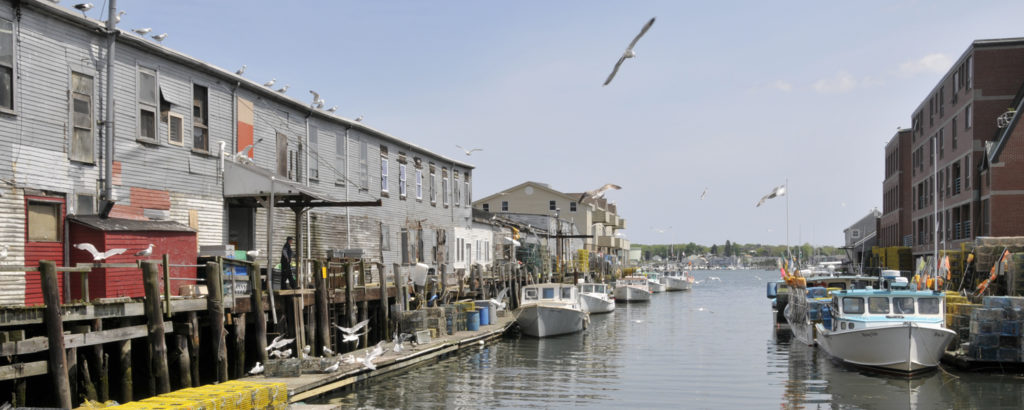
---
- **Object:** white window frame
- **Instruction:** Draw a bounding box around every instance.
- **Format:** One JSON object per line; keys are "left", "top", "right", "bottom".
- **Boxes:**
{"left": 137, "top": 66, "right": 159, "bottom": 142}
{"left": 415, "top": 169, "right": 423, "bottom": 200}
{"left": 70, "top": 71, "right": 95, "bottom": 163}
{"left": 464, "top": 180, "right": 470, "bottom": 206}
{"left": 442, "top": 174, "right": 450, "bottom": 207}
{"left": 399, "top": 163, "right": 407, "bottom": 198}
{"left": 359, "top": 139, "right": 369, "bottom": 189}
{"left": 0, "top": 17, "right": 14, "bottom": 113}
{"left": 501, "top": 201, "right": 508, "bottom": 212}
{"left": 309, "top": 127, "right": 320, "bottom": 181}
{"left": 167, "top": 112, "right": 184, "bottom": 146}
{"left": 453, "top": 176, "right": 461, "bottom": 207}
{"left": 335, "top": 132, "right": 346, "bottom": 185}
{"left": 192, "top": 83, "right": 209, "bottom": 151}
{"left": 381, "top": 157, "right": 389, "bottom": 193}
{"left": 429, "top": 170, "right": 437, "bottom": 204}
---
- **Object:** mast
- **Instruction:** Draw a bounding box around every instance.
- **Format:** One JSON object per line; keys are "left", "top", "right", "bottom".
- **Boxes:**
{"left": 786, "top": 178, "right": 791, "bottom": 261}
{"left": 932, "top": 136, "right": 939, "bottom": 291}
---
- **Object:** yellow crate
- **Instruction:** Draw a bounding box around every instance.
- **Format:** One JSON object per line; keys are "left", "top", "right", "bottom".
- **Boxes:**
{"left": 139, "top": 397, "right": 202, "bottom": 410}
{"left": 220, "top": 381, "right": 287, "bottom": 408}
{"left": 196, "top": 386, "right": 251, "bottom": 410}
{"left": 945, "top": 313, "right": 954, "bottom": 326}
{"left": 159, "top": 392, "right": 225, "bottom": 410}
{"left": 112, "top": 401, "right": 187, "bottom": 409}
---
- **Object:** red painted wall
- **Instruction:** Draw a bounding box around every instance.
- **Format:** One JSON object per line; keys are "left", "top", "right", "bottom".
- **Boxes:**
{"left": 23, "top": 196, "right": 66, "bottom": 306}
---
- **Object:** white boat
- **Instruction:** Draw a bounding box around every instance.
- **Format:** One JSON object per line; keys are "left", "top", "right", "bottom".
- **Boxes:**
{"left": 515, "top": 283, "right": 589, "bottom": 338}
{"left": 814, "top": 282, "right": 956, "bottom": 374}
{"left": 644, "top": 272, "right": 666, "bottom": 293}
{"left": 578, "top": 283, "right": 615, "bottom": 314}
{"left": 614, "top": 276, "right": 651, "bottom": 302}
{"left": 662, "top": 271, "right": 694, "bottom": 291}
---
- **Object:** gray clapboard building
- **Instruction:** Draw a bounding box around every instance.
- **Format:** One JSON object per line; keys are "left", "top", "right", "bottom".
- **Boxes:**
{"left": 0, "top": 0, "right": 472, "bottom": 304}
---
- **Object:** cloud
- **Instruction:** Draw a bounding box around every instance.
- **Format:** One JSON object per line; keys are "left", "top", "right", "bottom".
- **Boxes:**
{"left": 771, "top": 80, "right": 793, "bottom": 92}
{"left": 813, "top": 71, "right": 858, "bottom": 93}
{"left": 898, "top": 53, "right": 952, "bottom": 76}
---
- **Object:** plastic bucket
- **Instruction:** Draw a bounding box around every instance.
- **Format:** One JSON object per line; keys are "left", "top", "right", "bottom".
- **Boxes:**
{"left": 467, "top": 311, "right": 480, "bottom": 331}
{"left": 478, "top": 307, "right": 490, "bottom": 326}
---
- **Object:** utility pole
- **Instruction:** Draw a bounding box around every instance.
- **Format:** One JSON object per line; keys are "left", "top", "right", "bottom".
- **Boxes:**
{"left": 102, "top": 0, "right": 118, "bottom": 212}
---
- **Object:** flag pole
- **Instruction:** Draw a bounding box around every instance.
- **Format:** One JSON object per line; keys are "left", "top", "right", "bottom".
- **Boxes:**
{"left": 932, "top": 136, "right": 939, "bottom": 291}
{"left": 786, "top": 178, "right": 791, "bottom": 261}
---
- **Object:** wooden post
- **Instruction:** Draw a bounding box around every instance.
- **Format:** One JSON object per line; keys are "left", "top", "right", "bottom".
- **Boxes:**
{"left": 142, "top": 261, "right": 171, "bottom": 394}
{"left": 251, "top": 261, "right": 268, "bottom": 365}
{"left": 163, "top": 254, "right": 173, "bottom": 318}
{"left": 13, "top": 378, "right": 26, "bottom": 407}
{"left": 378, "top": 263, "right": 389, "bottom": 340}
{"left": 117, "top": 336, "right": 132, "bottom": 403}
{"left": 206, "top": 262, "right": 228, "bottom": 383}
{"left": 345, "top": 262, "right": 355, "bottom": 329}
{"left": 441, "top": 266, "right": 448, "bottom": 304}
{"left": 175, "top": 330, "right": 192, "bottom": 389}
{"left": 91, "top": 319, "right": 108, "bottom": 402}
{"left": 314, "top": 260, "right": 329, "bottom": 356}
{"left": 41, "top": 260, "right": 72, "bottom": 409}
{"left": 67, "top": 347, "right": 78, "bottom": 407}
{"left": 187, "top": 311, "right": 199, "bottom": 387}
{"left": 81, "top": 357, "right": 98, "bottom": 402}
{"left": 393, "top": 263, "right": 406, "bottom": 311}
{"left": 232, "top": 313, "right": 245, "bottom": 379}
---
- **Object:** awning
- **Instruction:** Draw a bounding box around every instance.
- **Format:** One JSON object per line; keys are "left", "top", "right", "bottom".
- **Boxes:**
{"left": 223, "top": 160, "right": 380, "bottom": 209}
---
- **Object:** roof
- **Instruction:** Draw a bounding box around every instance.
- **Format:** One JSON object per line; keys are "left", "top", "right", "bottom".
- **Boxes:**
{"left": 69, "top": 215, "right": 195, "bottom": 232}
{"left": 26, "top": 0, "right": 472, "bottom": 171}
{"left": 473, "top": 181, "right": 580, "bottom": 205}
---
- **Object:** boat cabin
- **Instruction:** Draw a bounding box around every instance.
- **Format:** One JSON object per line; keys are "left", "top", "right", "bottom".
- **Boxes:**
{"left": 579, "top": 283, "right": 610, "bottom": 295}
{"left": 826, "top": 290, "right": 945, "bottom": 331}
{"left": 619, "top": 276, "right": 649, "bottom": 287}
{"left": 522, "top": 283, "right": 579, "bottom": 304}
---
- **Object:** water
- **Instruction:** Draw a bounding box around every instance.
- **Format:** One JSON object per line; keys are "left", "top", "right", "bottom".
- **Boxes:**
{"left": 318, "top": 269, "right": 1024, "bottom": 409}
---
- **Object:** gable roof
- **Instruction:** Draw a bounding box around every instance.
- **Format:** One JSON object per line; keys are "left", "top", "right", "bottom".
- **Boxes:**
{"left": 473, "top": 181, "right": 578, "bottom": 204}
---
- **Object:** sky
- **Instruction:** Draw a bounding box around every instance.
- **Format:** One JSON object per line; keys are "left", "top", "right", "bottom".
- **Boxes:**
{"left": 77, "top": 0, "right": 1024, "bottom": 247}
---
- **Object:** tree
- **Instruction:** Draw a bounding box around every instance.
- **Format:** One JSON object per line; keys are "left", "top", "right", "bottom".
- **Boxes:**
{"left": 724, "top": 240, "right": 732, "bottom": 257}
{"left": 710, "top": 244, "right": 719, "bottom": 255}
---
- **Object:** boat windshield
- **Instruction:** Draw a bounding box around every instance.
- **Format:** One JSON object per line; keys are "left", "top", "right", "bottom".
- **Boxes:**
{"left": 868, "top": 297, "right": 890, "bottom": 314}
{"left": 919, "top": 297, "right": 941, "bottom": 314}
{"left": 524, "top": 288, "right": 538, "bottom": 301}
{"left": 894, "top": 297, "right": 915, "bottom": 314}
{"left": 842, "top": 297, "right": 865, "bottom": 314}
{"left": 561, "top": 287, "right": 573, "bottom": 299}
{"left": 581, "top": 285, "right": 593, "bottom": 293}
{"left": 542, "top": 288, "right": 555, "bottom": 299}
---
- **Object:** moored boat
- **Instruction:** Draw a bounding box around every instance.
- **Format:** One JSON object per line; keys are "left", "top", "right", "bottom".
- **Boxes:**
{"left": 645, "top": 272, "right": 666, "bottom": 293}
{"left": 614, "top": 276, "right": 652, "bottom": 302}
{"left": 662, "top": 271, "right": 694, "bottom": 291}
{"left": 578, "top": 283, "right": 615, "bottom": 314}
{"left": 515, "top": 283, "right": 589, "bottom": 337}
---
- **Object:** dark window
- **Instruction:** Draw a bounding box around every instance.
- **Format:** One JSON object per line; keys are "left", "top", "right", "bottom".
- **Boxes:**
{"left": 0, "top": 18, "right": 13, "bottom": 111}
{"left": 70, "top": 72, "right": 95, "bottom": 163}
{"left": 192, "top": 84, "right": 208, "bottom": 151}
{"left": 482, "top": 203, "right": 489, "bottom": 212}
{"left": 549, "top": 200, "right": 556, "bottom": 211}
{"left": 138, "top": 67, "right": 158, "bottom": 141}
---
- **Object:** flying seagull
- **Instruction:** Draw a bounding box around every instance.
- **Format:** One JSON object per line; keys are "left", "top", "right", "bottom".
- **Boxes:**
{"left": 132, "top": 28, "right": 151, "bottom": 36}
{"left": 235, "top": 65, "right": 246, "bottom": 76}
{"left": 246, "top": 249, "right": 261, "bottom": 258}
{"left": 73, "top": 3, "right": 93, "bottom": 17}
{"left": 151, "top": 33, "right": 167, "bottom": 43}
{"left": 276, "top": 85, "right": 289, "bottom": 93}
{"left": 336, "top": 319, "right": 370, "bottom": 336}
{"left": 265, "top": 334, "right": 295, "bottom": 351}
{"left": 700, "top": 187, "right": 708, "bottom": 200}
{"left": 756, "top": 185, "right": 786, "bottom": 207}
{"left": 134, "top": 244, "right": 154, "bottom": 257}
{"left": 263, "top": 78, "right": 276, "bottom": 88}
{"left": 604, "top": 17, "right": 656, "bottom": 86}
{"left": 456, "top": 145, "right": 482, "bottom": 156}
{"left": 577, "top": 183, "right": 622, "bottom": 203}
{"left": 74, "top": 243, "right": 127, "bottom": 261}
{"left": 309, "top": 90, "right": 325, "bottom": 108}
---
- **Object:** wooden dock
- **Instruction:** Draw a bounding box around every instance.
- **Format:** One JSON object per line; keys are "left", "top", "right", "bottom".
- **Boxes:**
{"left": 241, "top": 315, "right": 515, "bottom": 403}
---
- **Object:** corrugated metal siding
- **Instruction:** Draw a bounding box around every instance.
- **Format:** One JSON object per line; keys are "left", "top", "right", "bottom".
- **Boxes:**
{"left": 0, "top": 189, "right": 25, "bottom": 306}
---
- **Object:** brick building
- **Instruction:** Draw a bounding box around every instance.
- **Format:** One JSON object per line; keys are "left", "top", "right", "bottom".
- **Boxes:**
{"left": 880, "top": 129, "right": 912, "bottom": 247}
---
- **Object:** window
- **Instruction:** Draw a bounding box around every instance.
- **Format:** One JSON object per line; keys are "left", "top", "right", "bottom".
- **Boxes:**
{"left": 952, "top": 117, "right": 957, "bottom": 150}
{"left": 482, "top": 203, "right": 489, "bottom": 212}
{"left": 868, "top": 297, "right": 890, "bottom": 314}
{"left": 415, "top": 169, "right": 423, "bottom": 199}
{"left": 524, "top": 289, "right": 537, "bottom": 300}
{"left": 442, "top": 172, "right": 449, "bottom": 207}
{"left": 192, "top": 84, "right": 208, "bottom": 151}
{"left": 381, "top": 224, "right": 391, "bottom": 251}
{"left": 137, "top": 67, "right": 158, "bottom": 141}
{"left": 475, "top": 240, "right": 481, "bottom": 260}
{"left": 28, "top": 201, "right": 61, "bottom": 242}
{"left": 380, "top": 157, "right": 389, "bottom": 193}
{"left": 918, "top": 298, "right": 940, "bottom": 314}
{"left": 966, "top": 56, "right": 972, "bottom": 89}
{"left": 542, "top": 288, "right": 555, "bottom": 299}
{"left": 0, "top": 17, "right": 13, "bottom": 111}
{"left": 276, "top": 132, "right": 288, "bottom": 177}
{"left": 168, "top": 113, "right": 183, "bottom": 146}
{"left": 76, "top": 194, "right": 95, "bottom": 215}
{"left": 484, "top": 240, "right": 490, "bottom": 261}
{"left": 464, "top": 180, "right": 470, "bottom": 206}
{"left": 965, "top": 104, "right": 972, "bottom": 128}
{"left": 965, "top": 156, "right": 970, "bottom": 189}
{"left": 359, "top": 139, "right": 369, "bottom": 189}
{"left": 549, "top": 200, "right": 556, "bottom": 211}
{"left": 70, "top": 72, "right": 95, "bottom": 162}
{"left": 570, "top": 201, "right": 577, "bottom": 212}
{"left": 429, "top": 168, "right": 436, "bottom": 204}
{"left": 894, "top": 297, "right": 915, "bottom": 314}
{"left": 851, "top": 229, "right": 860, "bottom": 239}
{"left": 309, "top": 127, "right": 319, "bottom": 180}
{"left": 398, "top": 163, "right": 407, "bottom": 197}
{"left": 400, "top": 228, "right": 409, "bottom": 264}
{"left": 453, "top": 175, "right": 460, "bottom": 206}
{"left": 938, "top": 129, "right": 944, "bottom": 159}
{"left": 334, "top": 132, "right": 346, "bottom": 185}
{"left": 560, "top": 287, "right": 573, "bottom": 299}
{"left": 501, "top": 201, "right": 508, "bottom": 212}
{"left": 842, "top": 297, "right": 864, "bottom": 314}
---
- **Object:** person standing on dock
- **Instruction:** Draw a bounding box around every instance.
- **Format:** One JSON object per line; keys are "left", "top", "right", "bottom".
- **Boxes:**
{"left": 281, "top": 236, "right": 297, "bottom": 289}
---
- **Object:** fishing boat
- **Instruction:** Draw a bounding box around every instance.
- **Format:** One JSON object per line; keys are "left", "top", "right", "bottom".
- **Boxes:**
{"left": 578, "top": 282, "right": 615, "bottom": 314}
{"left": 645, "top": 272, "right": 666, "bottom": 293}
{"left": 662, "top": 271, "right": 694, "bottom": 291}
{"left": 780, "top": 271, "right": 881, "bottom": 345}
{"left": 515, "top": 283, "right": 589, "bottom": 337}
{"left": 783, "top": 286, "right": 830, "bottom": 346}
{"left": 814, "top": 278, "right": 956, "bottom": 374}
{"left": 614, "top": 276, "right": 652, "bottom": 302}
{"left": 767, "top": 279, "right": 790, "bottom": 326}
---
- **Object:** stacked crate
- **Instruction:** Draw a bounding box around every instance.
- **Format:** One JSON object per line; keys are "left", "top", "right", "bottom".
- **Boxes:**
{"left": 111, "top": 381, "right": 287, "bottom": 409}
{"left": 965, "top": 296, "right": 1024, "bottom": 362}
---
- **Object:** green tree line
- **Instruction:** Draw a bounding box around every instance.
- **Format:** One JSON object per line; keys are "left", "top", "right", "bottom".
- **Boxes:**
{"left": 636, "top": 242, "right": 841, "bottom": 261}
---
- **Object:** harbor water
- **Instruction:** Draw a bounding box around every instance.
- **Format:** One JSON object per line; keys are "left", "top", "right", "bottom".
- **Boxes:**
{"left": 318, "top": 269, "right": 1024, "bottom": 409}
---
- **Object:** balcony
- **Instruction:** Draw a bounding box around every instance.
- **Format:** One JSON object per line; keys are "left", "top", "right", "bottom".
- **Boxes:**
{"left": 608, "top": 214, "right": 619, "bottom": 227}
{"left": 616, "top": 217, "right": 627, "bottom": 229}
{"left": 619, "top": 238, "right": 630, "bottom": 250}
{"left": 597, "top": 235, "right": 615, "bottom": 248}
{"left": 592, "top": 209, "right": 611, "bottom": 224}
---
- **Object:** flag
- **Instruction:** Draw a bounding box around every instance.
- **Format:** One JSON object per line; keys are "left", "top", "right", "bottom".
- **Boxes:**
{"left": 942, "top": 256, "right": 951, "bottom": 280}
{"left": 756, "top": 185, "right": 787, "bottom": 207}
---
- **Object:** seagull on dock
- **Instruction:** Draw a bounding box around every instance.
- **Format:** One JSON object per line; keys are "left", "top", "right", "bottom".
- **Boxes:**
{"left": 340, "top": 354, "right": 356, "bottom": 364}
{"left": 578, "top": 183, "right": 622, "bottom": 203}
{"left": 74, "top": 243, "right": 127, "bottom": 261}
{"left": 134, "top": 244, "right": 153, "bottom": 257}
{"left": 303, "top": 345, "right": 311, "bottom": 355}
{"left": 456, "top": 145, "right": 483, "bottom": 156}
{"left": 248, "top": 362, "right": 264, "bottom": 375}
{"left": 322, "top": 346, "right": 334, "bottom": 356}
{"left": 603, "top": 17, "right": 655, "bottom": 86}
{"left": 323, "top": 361, "right": 340, "bottom": 373}
{"left": 392, "top": 332, "right": 414, "bottom": 353}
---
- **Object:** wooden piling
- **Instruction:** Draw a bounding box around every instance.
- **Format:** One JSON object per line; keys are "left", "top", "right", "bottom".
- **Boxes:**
{"left": 81, "top": 357, "right": 98, "bottom": 402}
{"left": 206, "top": 261, "right": 228, "bottom": 383}
{"left": 142, "top": 261, "right": 171, "bottom": 394}
{"left": 13, "top": 378, "right": 26, "bottom": 407}
{"left": 187, "top": 311, "right": 199, "bottom": 387}
{"left": 67, "top": 347, "right": 78, "bottom": 406}
{"left": 378, "top": 263, "right": 389, "bottom": 340}
{"left": 175, "top": 330, "right": 191, "bottom": 389}
{"left": 345, "top": 262, "right": 355, "bottom": 329}
{"left": 41, "top": 260, "right": 72, "bottom": 409}
{"left": 251, "top": 261, "right": 268, "bottom": 366}
{"left": 91, "top": 319, "right": 108, "bottom": 402}
{"left": 232, "top": 313, "right": 246, "bottom": 379}
{"left": 117, "top": 335, "right": 132, "bottom": 403}
{"left": 314, "top": 260, "right": 329, "bottom": 355}
{"left": 392, "top": 263, "right": 404, "bottom": 314}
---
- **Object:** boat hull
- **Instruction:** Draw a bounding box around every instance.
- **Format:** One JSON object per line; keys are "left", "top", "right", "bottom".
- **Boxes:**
{"left": 614, "top": 285, "right": 651, "bottom": 302}
{"left": 663, "top": 276, "right": 692, "bottom": 291}
{"left": 580, "top": 293, "right": 615, "bottom": 314}
{"left": 815, "top": 322, "right": 956, "bottom": 374}
{"left": 648, "top": 281, "right": 666, "bottom": 293}
{"left": 515, "top": 304, "right": 588, "bottom": 338}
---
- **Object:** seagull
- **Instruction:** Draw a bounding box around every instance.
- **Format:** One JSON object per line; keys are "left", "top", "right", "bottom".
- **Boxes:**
{"left": 577, "top": 183, "right": 622, "bottom": 203}
{"left": 303, "top": 345, "right": 311, "bottom": 355}
{"left": 235, "top": 65, "right": 246, "bottom": 76}
{"left": 279, "top": 348, "right": 292, "bottom": 359}
{"left": 456, "top": 145, "right": 482, "bottom": 156}
{"left": 73, "top": 3, "right": 93, "bottom": 17}
{"left": 113, "top": 10, "right": 125, "bottom": 23}
{"left": 340, "top": 354, "right": 356, "bottom": 364}
{"left": 353, "top": 115, "right": 363, "bottom": 122}
{"left": 490, "top": 287, "right": 509, "bottom": 310}
{"left": 392, "top": 332, "right": 414, "bottom": 353}
{"left": 323, "top": 361, "right": 340, "bottom": 373}
{"left": 276, "top": 85, "right": 289, "bottom": 93}
{"left": 316, "top": 100, "right": 325, "bottom": 110}
{"left": 246, "top": 249, "right": 261, "bottom": 258}
{"left": 341, "top": 330, "right": 366, "bottom": 344}
{"left": 248, "top": 362, "right": 264, "bottom": 375}
{"left": 132, "top": 28, "right": 151, "bottom": 36}
{"left": 309, "top": 90, "right": 325, "bottom": 108}
{"left": 356, "top": 343, "right": 385, "bottom": 370}
{"left": 756, "top": 185, "right": 786, "bottom": 207}
{"left": 265, "top": 334, "right": 295, "bottom": 351}
{"left": 151, "top": 33, "right": 167, "bottom": 43}
{"left": 263, "top": 78, "right": 276, "bottom": 88}
{"left": 269, "top": 349, "right": 283, "bottom": 359}
{"left": 233, "top": 137, "right": 264, "bottom": 162}
{"left": 603, "top": 17, "right": 655, "bottom": 86}
{"left": 134, "top": 244, "right": 153, "bottom": 257}
{"left": 335, "top": 319, "right": 370, "bottom": 336}
{"left": 326, "top": 106, "right": 338, "bottom": 113}
{"left": 700, "top": 187, "right": 708, "bottom": 200}
{"left": 74, "top": 243, "right": 127, "bottom": 261}
{"left": 322, "top": 346, "right": 334, "bottom": 356}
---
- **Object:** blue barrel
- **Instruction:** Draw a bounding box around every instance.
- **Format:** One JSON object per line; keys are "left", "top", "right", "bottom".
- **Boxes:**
{"left": 467, "top": 311, "right": 481, "bottom": 331}
{"left": 478, "top": 307, "right": 490, "bottom": 326}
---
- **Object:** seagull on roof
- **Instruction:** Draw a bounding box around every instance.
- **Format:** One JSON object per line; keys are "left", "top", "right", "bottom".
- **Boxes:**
{"left": 354, "top": 115, "right": 363, "bottom": 122}
{"left": 577, "top": 183, "right": 622, "bottom": 203}
{"left": 263, "top": 78, "right": 276, "bottom": 88}
{"left": 276, "top": 85, "right": 289, "bottom": 93}
{"left": 309, "top": 90, "right": 325, "bottom": 108}
{"left": 134, "top": 244, "right": 154, "bottom": 257}
{"left": 132, "top": 27, "right": 151, "bottom": 36}
{"left": 73, "top": 3, "right": 93, "bottom": 17}
{"left": 151, "top": 33, "right": 167, "bottom": 43}
{"left": 235, "top": 65, "right": 246, "bottom": 76}
{"left": 326, "top": 106, "right": 338, "bottom": 113}
{"left": 603, "top": 17, "right": 656, "bottom": 86}
{"left": 113, "top": 10, "right": 125, "bottom": 24}
{"left": 74, "top": 243, "right": 127, "bottom": 261}
{"left": 456, "top": 145, "right": 482, "bottom": 156}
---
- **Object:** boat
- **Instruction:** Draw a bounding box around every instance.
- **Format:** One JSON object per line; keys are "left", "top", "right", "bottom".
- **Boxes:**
{"left": 578, "top": 282, "right": 615, "bottom": 314}
{"left": 515, "top": 283, "right": 589, "bottom": 337}
{"left": 814, "top": 277, "right": 956, "bottom": 374}
{"left": 644, "top": 272, "right": 666, "bottom": 293}
{"left": 662, "top": 271, "right": 694, "bottom": 291}
{"left": 780, "top": 272, "right": 882, "bottom": 345}
{"left": 613, "top": 276, "right": 652, "bottom": 302}
{"left": 767, "top": 279, "right": 790, "bottom": 326}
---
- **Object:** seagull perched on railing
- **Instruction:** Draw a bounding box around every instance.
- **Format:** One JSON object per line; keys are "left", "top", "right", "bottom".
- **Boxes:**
{"left": 74, "top": 243, "right": 127, "bottom": 261}
{"left": 604, "top": 17, "right": 655, "bottom": 86}
{"left": 134, "top": 244, "right": 153, "bottom": 257}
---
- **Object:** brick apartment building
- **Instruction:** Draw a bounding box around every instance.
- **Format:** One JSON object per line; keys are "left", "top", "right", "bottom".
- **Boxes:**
{"left": 880, "top": 129, "right": 912, "bottom": 247}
